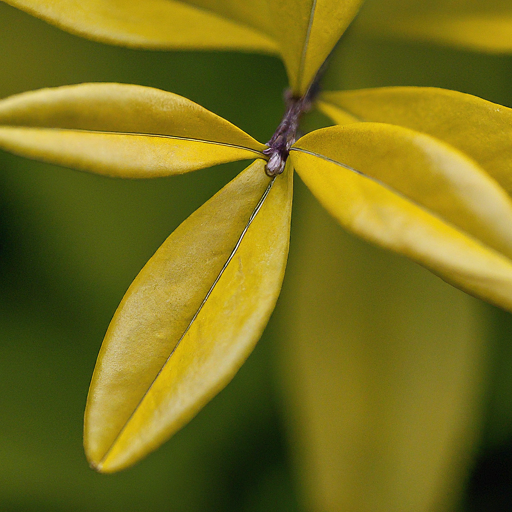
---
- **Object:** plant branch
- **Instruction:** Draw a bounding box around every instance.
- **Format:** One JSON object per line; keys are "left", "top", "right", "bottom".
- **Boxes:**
{"left": 264, "top": 79, "right": 320, "bottom": 176}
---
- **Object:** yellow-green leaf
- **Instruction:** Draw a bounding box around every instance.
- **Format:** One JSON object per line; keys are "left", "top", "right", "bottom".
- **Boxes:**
{"left": 84, "top": 159, "right": 293, "bottom": 473}
{"left": 354, "top": 0, "right": 512, "bottom": 53}
{"left": 280, "top": 189, "right": 487, "bottom": 511}
{"left": 183, "top": 0, "right": 272, "bottom": 40}
{"left": 290, "top": 124, "right": 512, "bottom": 312}
{"left": 318, "top": 87, "right": 512, "bottom": 194}
{"left": 2, "top": 0, "right": 278, "bottom": 53}
{"left": 2, "top": 0, "right": 367, "bottom": 94}
{"left": 0, "top": 83, "right": 265, "bottom": 177}
{"left": 270, "top": 0, "right": 365, "bottom": 95}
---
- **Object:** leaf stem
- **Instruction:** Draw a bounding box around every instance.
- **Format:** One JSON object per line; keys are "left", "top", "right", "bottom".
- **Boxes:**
{"left": 264, "top": 77, "right": 321, "bottom": 176}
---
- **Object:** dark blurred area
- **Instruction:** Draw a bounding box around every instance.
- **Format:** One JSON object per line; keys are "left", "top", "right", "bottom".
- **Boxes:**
{"left": 2, "top": 1, "right": 512, "bottom": 511}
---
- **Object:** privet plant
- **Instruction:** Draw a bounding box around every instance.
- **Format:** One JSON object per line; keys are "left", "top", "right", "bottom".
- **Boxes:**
{"left": 1, "top": 0, "right": 512, "bottom": 475}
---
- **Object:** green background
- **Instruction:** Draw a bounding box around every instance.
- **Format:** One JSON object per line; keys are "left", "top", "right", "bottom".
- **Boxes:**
{"left": 1, "top": 1, "right": 512, "bottom": 510}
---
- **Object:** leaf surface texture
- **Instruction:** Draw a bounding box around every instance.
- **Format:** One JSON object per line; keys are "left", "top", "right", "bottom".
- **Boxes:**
{"left": 290, "top": 124, "right": 512, "bottom": 312}
{"left": 0, "top": 83, "right": 264, "bottom": 177}
{"left": 84, "top": 159, "right": 293, "bottom": 472}
{"left": 183, "top": 0, "right": 272, "bottom": 38}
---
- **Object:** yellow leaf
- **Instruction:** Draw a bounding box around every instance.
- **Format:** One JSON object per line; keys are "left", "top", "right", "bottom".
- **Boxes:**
{"left": 84, "top": 159, "right": 293, "bottom": 472}
{"left": 270, "top": 0, "right": 365, "bottom": 95}
{"left": 0, "top": 83, "right": 265, "bottom": 177}
{"left": 2, "top": 0, "right": 278, "bottom": 53}
{"left": 318, "top": 87, "right": 512, "bottom": 195}
{"left": 184, "top": 0, "right": 272, "bottom": 40}
{"left": 4, "top": 0, "right": 367, "bottom": 96}
{"left": 290, "top": 124, "right": 512, "bottom": 312}
{"left": 280, "top": 190, "right": 487, "bottom": 511}
{"left": 355, "top": 0, "right": 512, "bottom": 53}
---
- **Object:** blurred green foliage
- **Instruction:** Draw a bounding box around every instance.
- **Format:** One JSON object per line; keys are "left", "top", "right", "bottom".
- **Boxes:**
{"left": 2, "top": 1, "right": 512, "bottom": 510}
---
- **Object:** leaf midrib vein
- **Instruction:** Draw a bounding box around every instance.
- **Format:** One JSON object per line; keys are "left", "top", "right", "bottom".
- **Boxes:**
{"left": 3, "top": 126, "right": 265, "bottom": 157}
{"left": 96, "top": 175, "right": 276, "bottom": 470}
{"left": 297, "top": 0, "right": 318, "bottom": 93}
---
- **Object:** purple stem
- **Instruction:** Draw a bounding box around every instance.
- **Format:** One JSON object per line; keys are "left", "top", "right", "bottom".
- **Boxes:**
{"left": 263, "top": 81, "right": 319, "bottom": 177}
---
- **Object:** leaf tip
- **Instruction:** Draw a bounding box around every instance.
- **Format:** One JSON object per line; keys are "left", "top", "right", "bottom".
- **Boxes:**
{"left": 88, "top": 459, "right": 103, "bottom": 473}
{"left": 86, "top": 455, "right": 120, "bottom": 474}
{"left": 84, "top": 436, "right": 113, "bottom": 474}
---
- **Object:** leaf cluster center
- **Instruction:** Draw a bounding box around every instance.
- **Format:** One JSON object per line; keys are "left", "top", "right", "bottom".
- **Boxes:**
{"left": 264, "top": 82, "right": 319, "bottom": 176}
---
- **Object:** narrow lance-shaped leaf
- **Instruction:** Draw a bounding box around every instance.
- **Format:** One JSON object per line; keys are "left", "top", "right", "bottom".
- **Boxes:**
{"left": 0, "top": 83, "right": 265, "bottom": 178}
{"left": 84, "top": 159, "right": 293, "bottom": 473}
{"left": 290, "top": 124, "right": 512, "bottom": 312}
{"left": 269, "top": 0, "right": 365, "bottom": 95}
{"left": 280, "top": 189, "right": 486, "bottom": 512}
{"left": 318, "top": 87, "right": 512, "bottom": 195}
{"left": 2, "top": 0, "right": 278, "bottom": 53}
{"left": 354, "top": 0, "right": 512, "bottom": 53}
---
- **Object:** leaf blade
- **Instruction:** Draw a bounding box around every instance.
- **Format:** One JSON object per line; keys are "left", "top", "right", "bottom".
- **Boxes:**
{"left": 290, "top": 124, "right": 512, "bottom": 312}
{"left": 3, "top": 0, "right": 278, "bottom": 53}
{"left": 279, "top": 187, "right": 487, "bottom": 512}
{"left": 318, "top": 87, "right": 512, "bottom": 195}
{"left": 0, "top": 83, "right": 265, "bottom": 177}
{"left": 0, "top": 128, "right": 263, "bottom": 178}
{"left": 181, "top": 0, "right": 273, "bottom": 40}
{"left": 84, "top": 159, "right": 293, "bottom": 472}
